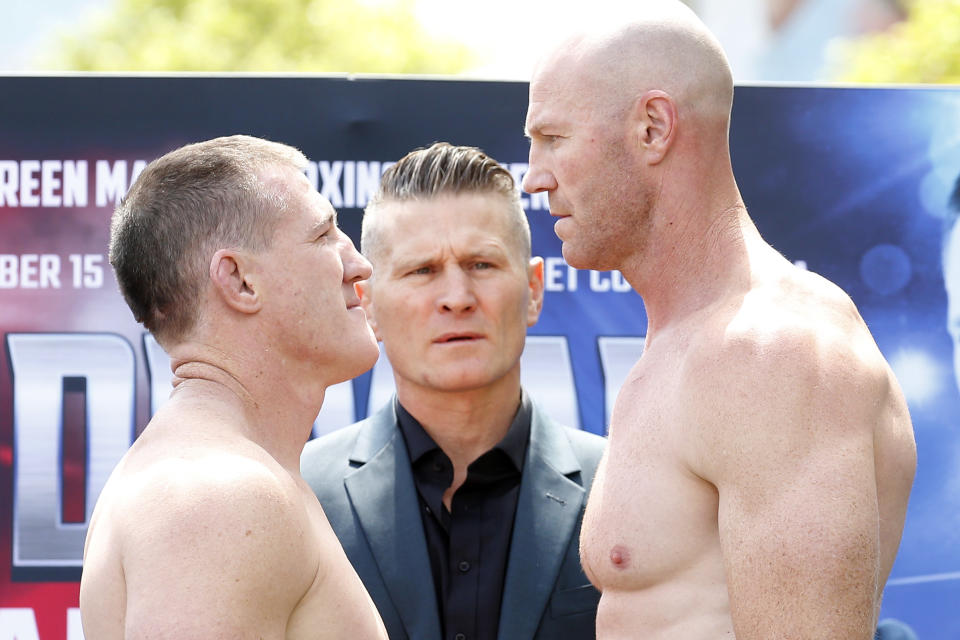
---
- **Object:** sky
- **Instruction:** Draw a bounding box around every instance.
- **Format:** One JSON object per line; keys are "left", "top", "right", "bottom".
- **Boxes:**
{"left": 412, "top": 0, "right": 648, "bottom": 80}
{"left": 0, "top": 1, "right": 892, "bottom": 82}
{"left": 1, "top": 0, "right": 108, "bottom": 71}
{"left": 0, "top": 0, "right": 644, "bottom": 79}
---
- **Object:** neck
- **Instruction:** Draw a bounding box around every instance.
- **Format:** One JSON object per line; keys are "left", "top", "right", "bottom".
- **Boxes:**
{"left": 395, "top": 369, "right": 523, "bottom": 473}
{"left": 621, "top": 194, "right": 759, "bottom": 338}
{"left": 166, "top": 346, "right": 324, "bottom": 472}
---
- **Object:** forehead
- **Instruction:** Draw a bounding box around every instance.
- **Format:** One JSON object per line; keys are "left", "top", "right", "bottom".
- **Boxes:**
{"left": 526, "top": 51, "right": 595, "bottom": 131}
{"left": 270, "top": 166, "right": 336, "bottom": 225}
{"left": 375, "top": 192, "right": 517, "bottom": 254}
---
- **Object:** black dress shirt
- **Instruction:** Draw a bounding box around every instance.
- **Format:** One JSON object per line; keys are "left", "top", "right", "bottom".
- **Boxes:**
{"left": 396, "top": 394, "right": 531, "bottom": 640}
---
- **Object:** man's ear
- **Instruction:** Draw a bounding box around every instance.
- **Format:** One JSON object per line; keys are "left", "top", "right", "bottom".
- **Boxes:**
{"left": 526, "top": 257, "right": 545, "bottom": 327}
{"left": 635, "top": 89, "right": 677, "bottom": 165}
{"left": 209, "top": 249, "right": 262, "bottom": 315}
{"left": 356, "top": 280, "right": 382, "bottom": 341}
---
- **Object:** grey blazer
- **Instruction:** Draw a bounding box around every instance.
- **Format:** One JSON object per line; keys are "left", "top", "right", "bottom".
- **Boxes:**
{"left": 301, "top": 397, "right": 606, "bottom": 640}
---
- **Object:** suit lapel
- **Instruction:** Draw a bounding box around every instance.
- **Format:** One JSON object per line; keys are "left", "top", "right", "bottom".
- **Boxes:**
{"left": 497, "top": 407, "right": 585, "bottom": 640}
{"left": 344, "top": 401, "right": 442, "bottom": 640}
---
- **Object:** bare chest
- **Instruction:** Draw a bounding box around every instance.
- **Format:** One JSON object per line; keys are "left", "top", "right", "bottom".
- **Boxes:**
{"left": 286, "top": 492, "right": 387, "bottom": 640}
{"left": 580, "top": 363, "right": 723, "bottom": 594}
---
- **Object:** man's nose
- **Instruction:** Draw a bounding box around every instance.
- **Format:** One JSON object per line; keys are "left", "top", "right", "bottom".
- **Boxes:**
{"left": 437, "top": 268, "right": 477, "bottom": 312}
{"left": 341, "top": 236, "right": 372, "bottom": 283}
{"left": 522, "top": 160, "right": 557, "bottom": 194}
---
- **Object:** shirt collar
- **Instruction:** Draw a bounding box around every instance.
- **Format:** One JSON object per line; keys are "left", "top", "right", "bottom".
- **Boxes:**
{"left": 396, "top": 391, "right": 531, "bottom": 472}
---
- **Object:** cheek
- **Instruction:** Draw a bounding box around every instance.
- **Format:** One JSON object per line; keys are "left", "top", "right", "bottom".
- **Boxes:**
{"left": 496, "top": 290, "right": 534, "bottom": 333}
{"left": 374, "top": 296, "right": 423, "bottom": 337}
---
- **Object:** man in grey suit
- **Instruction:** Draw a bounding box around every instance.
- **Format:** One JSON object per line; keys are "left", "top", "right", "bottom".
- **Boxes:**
{"left": 301, "top": 142, "right": 606, "bottom": 640}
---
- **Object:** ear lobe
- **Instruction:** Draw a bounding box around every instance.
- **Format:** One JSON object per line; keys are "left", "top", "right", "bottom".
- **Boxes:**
{"left": 526, "top": 257, "right": 545, "bottom": 327}
{"left": 637, "top": 90, "right": 677, "bottom": 165}
{"left": 356, "top": 280, "right": 382, "bottom": 341}
{"left": 210, "top": 249, "right": 262, "bottom": 315}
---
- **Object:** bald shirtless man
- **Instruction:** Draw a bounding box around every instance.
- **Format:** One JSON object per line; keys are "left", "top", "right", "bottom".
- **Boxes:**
{"left": 79, "top": 136, "right": 388, "bottom": 639}
{"left": 522, "top": 4, "right": 917, "bottom": 638}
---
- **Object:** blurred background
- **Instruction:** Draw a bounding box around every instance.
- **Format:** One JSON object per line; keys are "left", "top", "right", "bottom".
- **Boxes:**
{"left": 1, "top": 0, "right": 958, "bottom": 83}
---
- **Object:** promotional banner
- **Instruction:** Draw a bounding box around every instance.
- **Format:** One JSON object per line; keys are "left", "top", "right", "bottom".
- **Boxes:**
{"left": 0, "top": 76, "right": 957, "bottom": 638}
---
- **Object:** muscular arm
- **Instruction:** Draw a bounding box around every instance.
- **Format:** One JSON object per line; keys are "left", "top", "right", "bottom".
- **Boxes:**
{"left": 118, "top": 458, "right": 316, "bottom": 639}
{"left": 692, "top": 331, "right": 888, "bottom": 639}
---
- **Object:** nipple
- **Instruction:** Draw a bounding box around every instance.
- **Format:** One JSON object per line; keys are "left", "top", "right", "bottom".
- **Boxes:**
{"left": 609, "top": 545, "right": 631, "bottom": 569}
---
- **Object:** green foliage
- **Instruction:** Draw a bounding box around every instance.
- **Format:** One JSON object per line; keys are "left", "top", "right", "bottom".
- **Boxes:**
{"left": 47, "top": 0, "right": 475, "bottom": 73}
{"left": 832, "top": 0, "right": 960, "bottom": 83}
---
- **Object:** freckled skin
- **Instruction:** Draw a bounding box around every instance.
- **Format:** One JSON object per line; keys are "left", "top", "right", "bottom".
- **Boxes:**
{"left": 577, "top": 257, "right": 916, "bottom": 639}
{"left": 524, "top": 4, "right": 916, "bottom": 639}
{"left": 80, "top": 149, "right": 387, "bottom": 640}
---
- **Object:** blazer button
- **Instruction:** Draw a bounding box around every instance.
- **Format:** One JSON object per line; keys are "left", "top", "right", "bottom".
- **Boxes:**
{"left": 458, "top": 560, "right": 471, "bottom": 572}
{"left": 455, "top": 634, "right": 466, "bottom": 640}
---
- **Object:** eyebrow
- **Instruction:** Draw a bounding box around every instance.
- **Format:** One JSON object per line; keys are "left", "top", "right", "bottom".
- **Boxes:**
{"left": 308, "top": 211, "right": 336, "bottom": 236}
{"left": 390, "top": 254, "right": 433, "bottom": 275}
{"left": 392, "top": 245, "right": 510, "bottom": 273}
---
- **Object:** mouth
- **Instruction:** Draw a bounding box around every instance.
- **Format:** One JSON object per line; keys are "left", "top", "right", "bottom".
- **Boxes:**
{"left": 433, "top": 332, "right": 484, "bottom": 344}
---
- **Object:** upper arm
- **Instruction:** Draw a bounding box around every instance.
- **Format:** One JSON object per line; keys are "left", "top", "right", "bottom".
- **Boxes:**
{"left": 694, "top": 334, "right": 882, "bottom": 639}
{"left": 120, "top": 466, "right": 315, "bottom": 639}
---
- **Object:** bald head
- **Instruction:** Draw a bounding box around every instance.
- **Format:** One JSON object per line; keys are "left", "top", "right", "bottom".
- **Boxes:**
{"left": 522, "top": 1, "right": 742, "bottom": 272}
{"left": 530, "top": 1, "right": 734, "bottom": 139}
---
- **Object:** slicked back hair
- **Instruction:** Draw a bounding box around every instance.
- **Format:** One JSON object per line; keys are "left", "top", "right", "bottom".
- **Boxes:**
{"left": 362, "top": 142, "right": 531, "bottom": 270}
{"left": 109, "top": 135, "right": 308, "bottom": 344}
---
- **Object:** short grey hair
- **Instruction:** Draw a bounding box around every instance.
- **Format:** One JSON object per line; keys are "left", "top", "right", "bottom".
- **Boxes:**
{"left": 109, "top": 134, "right": 308, "bottom": 344}
{"left": 361, "top": 142, "right": 531, "bottom": 268}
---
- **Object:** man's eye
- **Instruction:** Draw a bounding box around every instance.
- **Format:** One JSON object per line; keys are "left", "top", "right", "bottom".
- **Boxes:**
{"left": 411, "top": 266, "right": 432, "bottom": 275}
{"left": 474, "top": 262, "right": 492, "bottom": 270}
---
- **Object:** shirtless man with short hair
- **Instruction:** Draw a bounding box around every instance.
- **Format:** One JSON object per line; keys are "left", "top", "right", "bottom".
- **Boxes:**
{"left": 79, "top": 135, "right": 388, "bottom": 639}
{"left": 522, "top": 4, "right": 917, "bottom": 638}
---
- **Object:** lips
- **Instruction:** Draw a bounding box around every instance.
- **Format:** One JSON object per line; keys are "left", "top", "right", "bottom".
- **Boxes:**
{"left": 433, "top": 332, "right": 484, "bottom": 343}
{"left": 553, "top": 215, "right": 573, "bottom": 237}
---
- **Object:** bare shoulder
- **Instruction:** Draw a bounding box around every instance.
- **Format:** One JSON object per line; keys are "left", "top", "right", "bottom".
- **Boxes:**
{"left": 686, "top": 266, "right": 914, "bottom": 474}
{"left": 726, "top": 268, "right": 880, "bottom": 375}
{"left": 106, "top": 441, "right": 320, "bottom": 637}
{"left": 704, "top": 269, "right": 897, "bottom": 407}
{"left": 117, "top": 444, "right": 313, "bottom": 563}
{"left": 676, "top": 265, "right": 917, "bottom": 636}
